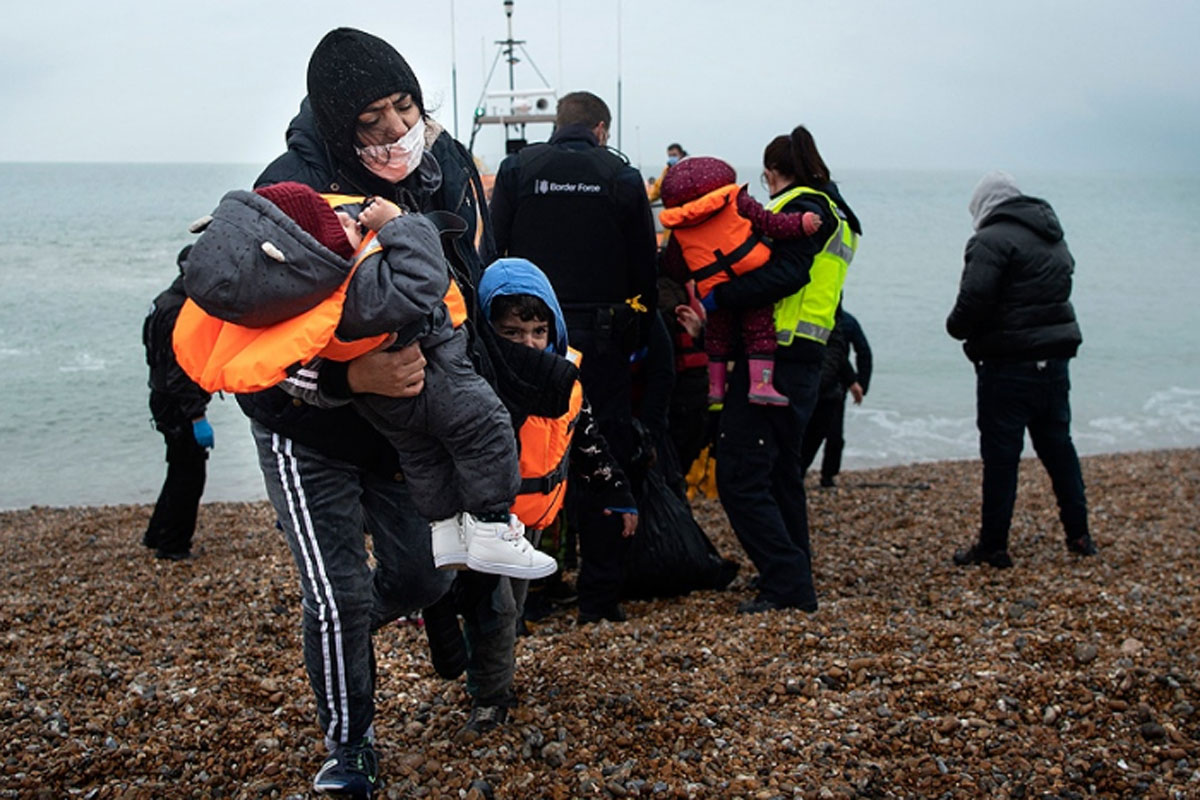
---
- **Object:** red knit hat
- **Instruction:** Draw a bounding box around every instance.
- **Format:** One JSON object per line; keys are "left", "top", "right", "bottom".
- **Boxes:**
{"left": 254, "top": 182, "right": 356, "bottom": 260}
{"left": 660, "top": 156, "right": 738, "bottom": 209}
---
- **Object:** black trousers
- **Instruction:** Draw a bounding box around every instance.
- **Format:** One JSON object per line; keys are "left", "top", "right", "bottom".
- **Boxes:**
{"left": 976, "top": 359, "right": 1089, "bottom": 551}
{"left": 567, "top": 323, "right": 636, "bottom": 615}
{"left": 144, "top": 428, "right": 207, "bottom": 555}
{"left": 800, "top": 394, "right": 847, "bottom": 482}
{"left": 716, "top": 357, "right": 821, "bottom": 610}
{"left": 668, "top": 368, "right": 712, "bottom": 476}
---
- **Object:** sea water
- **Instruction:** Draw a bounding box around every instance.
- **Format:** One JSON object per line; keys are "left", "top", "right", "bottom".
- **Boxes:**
{"left": 0, "top": 163, "right": 1196, "bottom": 510}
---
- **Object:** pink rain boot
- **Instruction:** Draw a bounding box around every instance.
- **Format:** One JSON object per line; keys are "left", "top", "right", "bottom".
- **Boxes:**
{"left": 748, "top": 357, "right": 789, "bottom": 406}
{"left": 707, "top": 360, "right": 727, "bottom": 404}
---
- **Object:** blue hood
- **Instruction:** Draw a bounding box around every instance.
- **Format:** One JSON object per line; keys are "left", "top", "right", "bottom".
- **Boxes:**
{"left": 478, "top": 258, "right": 569, "bottom": 355}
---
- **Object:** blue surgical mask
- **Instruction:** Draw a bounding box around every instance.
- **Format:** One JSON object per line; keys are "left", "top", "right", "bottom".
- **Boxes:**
{"left": 666, "top": 155, "right": 680, "bottom": 167}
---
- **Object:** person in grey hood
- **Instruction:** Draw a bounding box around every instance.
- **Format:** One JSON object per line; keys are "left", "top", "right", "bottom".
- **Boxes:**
{"left": 947, "top": 170, "right": 1096, "bottom": 569}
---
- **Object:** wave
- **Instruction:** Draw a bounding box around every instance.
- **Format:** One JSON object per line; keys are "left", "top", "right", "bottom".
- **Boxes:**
{"left": 58, "top": 353, "right": 108, "bottom": 373}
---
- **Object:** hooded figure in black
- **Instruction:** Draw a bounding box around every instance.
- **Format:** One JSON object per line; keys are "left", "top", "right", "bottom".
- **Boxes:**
{"left": 142, "top": 252, "right": 212, "bottom": 561}
{"left": 947, "top": 170, "right": 1096, "bottom": 569}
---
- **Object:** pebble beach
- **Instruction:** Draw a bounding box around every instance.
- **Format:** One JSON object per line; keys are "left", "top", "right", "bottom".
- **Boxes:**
{"left": 2, "top": 448, "right": 1197, "bottom": 799}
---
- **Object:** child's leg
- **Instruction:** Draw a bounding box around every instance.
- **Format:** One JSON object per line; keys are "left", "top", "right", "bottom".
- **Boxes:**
{"left": 742, "top": 307, "right": 789, "bottom": 406}
{"left": 417, "top": 331, "right": 556, "bottom": 581}
{"left": 703, "top": 307, "right": 735, "bottom": 402}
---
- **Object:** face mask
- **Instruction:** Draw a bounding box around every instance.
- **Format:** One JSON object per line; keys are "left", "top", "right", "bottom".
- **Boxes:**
{"left": 356, "top": 117, "right": 426, "bottom": 182}
{"left": 666, "top": 155, "right": 680, "bottom": 167}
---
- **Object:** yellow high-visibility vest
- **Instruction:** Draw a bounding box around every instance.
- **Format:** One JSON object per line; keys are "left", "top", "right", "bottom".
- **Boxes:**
{"left": 767, "top": 186, "right": 857, "bottom": 346}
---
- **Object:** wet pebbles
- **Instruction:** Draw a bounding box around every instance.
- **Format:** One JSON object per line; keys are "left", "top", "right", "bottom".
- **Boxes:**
{"left": 1, "top": 448, "right": 1197, "bottom": 798}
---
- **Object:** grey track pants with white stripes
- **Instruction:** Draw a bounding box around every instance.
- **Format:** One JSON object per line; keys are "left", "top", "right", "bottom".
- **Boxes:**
{"left": 251, "top": 421, "right": 454, "bottom": 749}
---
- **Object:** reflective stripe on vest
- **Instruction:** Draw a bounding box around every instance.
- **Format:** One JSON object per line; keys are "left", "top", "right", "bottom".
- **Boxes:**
{"left": 511, "top": 348, "right": 584, "bottom": 530}
{"left": 767, "top": 186, "right": 857, "bottom": 346}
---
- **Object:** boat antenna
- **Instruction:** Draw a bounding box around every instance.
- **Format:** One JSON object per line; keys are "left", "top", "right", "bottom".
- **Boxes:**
{"left": 616, "top": 0, "right": 623, "bottom": 151}
{"left": 450, "top": 0, "right": 459, "bottom": 138}
{"left": 468, "top": 0, "right": 557, "bottom": 155}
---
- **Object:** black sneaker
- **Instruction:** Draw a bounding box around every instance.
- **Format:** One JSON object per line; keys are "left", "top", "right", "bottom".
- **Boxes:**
{"left": 819, "top": 475, "right": 836, "bottom": 488}
{"left": 313, "top": 738, "right": 378, "bottom": 798}
{"left": 154, "top": 549, "right": 193, "bottom": 561}
{"left": 454, "top": 704, "right": 509, "bottom": 744}
{"left": 1066, "top": 535, "right": 1098, "bottom": 556}
{"left": 952, "top": 544, "right": 1013, "bottom": 569}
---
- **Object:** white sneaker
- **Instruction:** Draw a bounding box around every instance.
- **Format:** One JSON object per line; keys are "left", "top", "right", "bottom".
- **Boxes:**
{"left": 463, "top": 513, "right": 558, "bottom": 579}
{"left": 431, "top": 514, "right": 468, "bottom": 570}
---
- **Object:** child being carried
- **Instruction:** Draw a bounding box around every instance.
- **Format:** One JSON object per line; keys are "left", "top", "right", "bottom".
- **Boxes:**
{"left": 658, "top": 156, "right": 825, "bottom": 406}
{"left": 174, "top": 181, "right": 559, "bottom": 581}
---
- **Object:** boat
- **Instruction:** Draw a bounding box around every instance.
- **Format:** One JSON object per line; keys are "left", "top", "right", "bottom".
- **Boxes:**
{"left": 462, "top": 1, "right": 665, "bottom": 243}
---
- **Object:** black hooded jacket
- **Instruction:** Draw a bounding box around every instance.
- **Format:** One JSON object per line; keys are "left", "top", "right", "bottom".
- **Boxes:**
{"left": 144, "top": 271, "right": 212, "bottom": 435}
{"left": 946, "top": 196, "right": 1082, "bottom": 363}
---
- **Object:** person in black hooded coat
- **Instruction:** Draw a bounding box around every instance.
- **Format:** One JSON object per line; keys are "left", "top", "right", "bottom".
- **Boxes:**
{"left": 947, "top": 170, "right": 1096, "bottom": 569}
{"left": 226, "top": 28, "right": 569, "bottom": 796}
{"left": 142, "top": 259, "right": 212, "bottom": 560}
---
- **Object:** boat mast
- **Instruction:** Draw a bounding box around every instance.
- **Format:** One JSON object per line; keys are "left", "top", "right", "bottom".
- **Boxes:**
{"left": 450, "top": 0, "right": 459, "bottom": 138}
{"left": 468, "top": 0, "right": 557, "bottom": 156}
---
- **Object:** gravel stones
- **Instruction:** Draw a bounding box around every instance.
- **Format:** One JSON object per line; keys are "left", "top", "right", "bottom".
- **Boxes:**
{"left": 1, "top": 448, "right": 1198, "bottom": 798}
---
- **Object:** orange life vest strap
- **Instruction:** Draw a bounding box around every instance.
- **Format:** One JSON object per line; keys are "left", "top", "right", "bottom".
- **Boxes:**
{"left": 315, "top": 233, "right": 391, "bottom": 360}
{"left": 444, "top": 280, "right": 468, "bottom": 327}
{"left": 519, "top": 454, "right": 570, "bottom": 495}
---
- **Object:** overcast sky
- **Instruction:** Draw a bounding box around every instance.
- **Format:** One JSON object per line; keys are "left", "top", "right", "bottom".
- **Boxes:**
{"left": 3, "top": 0, "right": 1198, "bottom": 174}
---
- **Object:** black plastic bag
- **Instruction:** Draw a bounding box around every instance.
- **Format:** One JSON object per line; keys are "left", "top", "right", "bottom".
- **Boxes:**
{"left": 620, "top": 442, "right": 739, "bottom": 600}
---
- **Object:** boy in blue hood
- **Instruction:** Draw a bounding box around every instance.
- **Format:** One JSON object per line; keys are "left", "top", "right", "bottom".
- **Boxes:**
{"left": 482, "top": 260, "right": 643, "bottom": 537}
{"left": 442, "top": 258, "right": 638, "bottom": 741}
{"left": 479, "top": 259, "right": 638, "bottom": 609}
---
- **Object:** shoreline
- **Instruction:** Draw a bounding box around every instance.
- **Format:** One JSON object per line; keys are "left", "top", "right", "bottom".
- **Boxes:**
{"left": 2, "top": 447, "right": 1197, "bottom": 797}
{"left": 3, "top": 445, "right": 1196, "bottom": 515}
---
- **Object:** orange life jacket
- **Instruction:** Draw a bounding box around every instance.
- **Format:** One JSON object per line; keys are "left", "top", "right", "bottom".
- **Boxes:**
{"left": 657, "top": 183, "right": 771, "bottom": 297}
{"left": 173, "top": 193, "right": 471, "bottom": 394}
{"left": 172, "top": 233, "right": 391, "bottom": 393}
{"left": 511, "top": 347, "right": 584, "bottom": 530}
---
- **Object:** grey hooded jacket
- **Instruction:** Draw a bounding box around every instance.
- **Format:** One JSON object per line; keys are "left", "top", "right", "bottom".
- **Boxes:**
{"left": 183, "top": 189, "right": 453, "bottom": 349}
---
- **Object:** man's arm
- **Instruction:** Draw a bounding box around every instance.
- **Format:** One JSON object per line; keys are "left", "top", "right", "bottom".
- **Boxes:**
{"left": 843, "top": 313, "right": 872, "bottom": 395}
{"left": 946, "top": 237, "right": 1005, "bottom": 341}
{"left": 280, "top": 341, "right": 426, "bottom": 408}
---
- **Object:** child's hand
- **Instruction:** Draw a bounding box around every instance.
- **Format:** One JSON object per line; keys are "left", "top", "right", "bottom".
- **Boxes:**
{"left": 801, "top": 211, "right": 822, "bottom": 237}
{"left": 359, "top": 197, "right": 403, "bottom": 232}
{"left": 604, "top": 507, "right": 639, "bottom": 537}
{"left": 675, "top": 304, "right": 703, "bottom": 338}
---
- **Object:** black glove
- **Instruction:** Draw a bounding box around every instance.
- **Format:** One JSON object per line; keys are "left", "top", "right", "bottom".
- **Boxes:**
{"left": 481, "top": 324, "right": 579, "bottom": 420}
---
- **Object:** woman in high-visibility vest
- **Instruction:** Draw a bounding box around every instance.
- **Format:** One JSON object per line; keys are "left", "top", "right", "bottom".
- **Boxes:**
{"left": 701, "top": 125, "right": 862, "bottom": 617}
